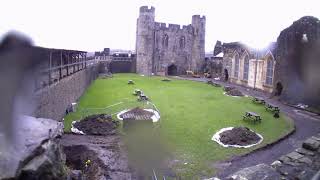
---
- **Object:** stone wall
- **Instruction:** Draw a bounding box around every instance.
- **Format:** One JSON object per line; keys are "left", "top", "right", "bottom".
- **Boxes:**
{"left": 228, "top": 134, "right": 320, "bottom": 179}
{"left": 110, "top": 59, "right": 136, "bottom": 73}
{"left": 222, "top": 42, "right": 275, "bottom": 93}
{"left": 153, "top": 24, "right": 194, "bottom": 75}
{"left": 274, "top": 16, "right": 320, "bottom": 105}
{"left": 33, "top": 65, "right": 99, "bottom": 121}
{"left": 136, "top": 6, "right": 206, "bottom": 75}
{"left": 0, "top": 116, "right": 66, "bottom": 179}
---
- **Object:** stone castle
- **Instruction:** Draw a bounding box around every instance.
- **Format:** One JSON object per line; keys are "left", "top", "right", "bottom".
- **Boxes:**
{"left": 136, "top": 6, "right": 206, "bottom": 76}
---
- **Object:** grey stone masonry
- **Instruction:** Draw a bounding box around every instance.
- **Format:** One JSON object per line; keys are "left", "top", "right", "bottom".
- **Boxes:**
{"left": 136, "top": 6, "right": 206, "bottom": 75}
{"left": 33, "top": 65, "right": 99, "bottom": 121}
{"left": 274, "top": 16, "right": 320, "bottom": 105}
{"left": 0, "top": 116, "right": 66, "bottom": 179}
{"left": 228, "top": 133, "right": 320, "bottom": 180}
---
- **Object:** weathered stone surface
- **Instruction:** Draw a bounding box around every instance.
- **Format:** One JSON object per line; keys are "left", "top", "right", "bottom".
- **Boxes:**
{"left": 295, "top": 147, "right": 315, "bottom": 156}
{"left": 0, "top": 115, "right": 65, "bottom": 179}
{"left": 33, "top": 65, "right": 99, "bottom": 121}
{"left": 286, "top": 151, "right": 304, "bottom": 160}
{"left": 220, "top": 41, "right": 276, "bottom": 93}
{"left": 136, "top": 6, "right": 205, "bottom": 75}
{"left": 274, "top": 16, "right": 320, "bottom": 105}
{"left": 303, "top": 137, "right": 320, "bottom": 151}
{"left": 227, "top": 133, "right": 320, "bottom": 180}
{"left": 70, "top": 170, "right": 82, "bottom": 180}
{"left": 279, "top": 155, "right": 291, "bottom": 163}
{"left": 228, "top": 164, "right": 282, "bottom": 180}
{"left": 275, "top": 164, "right": 302, "bottom": 178}
{"left": 297, "top": 157, "right": 313, "bottom": 165}
{"left": 18, "top": 140, "right": 66, "bottom": 179}
{"left": 311, "top": 136, "right": 320, "bottom": 142}
{"left": 296, "top": 169, "right": 318, "bottom": 180}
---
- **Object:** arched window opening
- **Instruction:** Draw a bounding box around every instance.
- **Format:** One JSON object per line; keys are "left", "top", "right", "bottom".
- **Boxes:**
{"left": 162, "top": 34, "right": 169, "bottom": 48}
{"left": 266, "top": 59, "right": 274, "bottom": 85}
{"left": 179, "top": 36, "right": 185, "bottom": 49}
{"left": 243, "top": 55, "right": 249, "bottom": 80}
{"left": 234, "top": 54, "right": 239, "bottom": 78}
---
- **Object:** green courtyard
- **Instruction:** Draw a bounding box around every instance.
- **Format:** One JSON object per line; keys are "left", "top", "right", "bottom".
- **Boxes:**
{"left": 64, "top": 73, "right": 294, "bottom": 178}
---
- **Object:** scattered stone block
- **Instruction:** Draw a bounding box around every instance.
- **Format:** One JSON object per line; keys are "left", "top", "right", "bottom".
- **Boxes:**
{"left": 298, "top": 157, "right": 313, "bottom": 165}
{"left": 279, "top": 155, "right": 291, "bottom": 163}
{"left": 275, "top": 164, "right": 301, "bottom": 178}
{"left": 0, "top": 116, "right": 65, "bottom": 179}
{"left": 303, "top": 137, "right": 320, "bottom": 151}
{"left": 286, "top": 152, "right": 304, "bottom": 160}
{"left": 311, "top": 136, "right": 320, "bottom": 142}
{"left": 295, "top": 148, "right": 315, "bottom": 156}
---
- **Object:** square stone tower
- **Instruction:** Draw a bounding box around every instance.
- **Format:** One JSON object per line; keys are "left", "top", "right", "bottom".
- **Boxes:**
{"left": 136, "top": 6, "right": 206, "bottom": 75}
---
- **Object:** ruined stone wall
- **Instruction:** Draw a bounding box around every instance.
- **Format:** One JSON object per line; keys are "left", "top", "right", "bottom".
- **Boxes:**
{"left": 33, "top": 65, "right": 99, "bottom": 121}
{"left": 223, "top": 43, "right": 274, "bottom": 92}
{"left": 110, "top": 59, "right": 136, "bottom": 73}
{"left": 153, "top": 23, "right": 194, "bottom": 74}
{"left": 136, "top": 6, "right": 205, "bottom": 75}
{"left": 191, "top": 15, "right": 206, "bottom": 72}
{"left": 136, "top": 6, "right": 155, "bottom": 75}
{"left": 274, "top": 16, "right": 320, "bottom": 105}
{"left": 228, "top": 134, "right": 320, "bottom": 179}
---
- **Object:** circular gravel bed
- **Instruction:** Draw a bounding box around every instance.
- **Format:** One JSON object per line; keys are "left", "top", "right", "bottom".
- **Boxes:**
{"left": 117, "top": 107, "right": 160, "bottom": 122}
{"left": 72, "top": 114, "right": 119, "bottom": 135}
{"left": 212, "top": 127, "right": 263, "bottom": 148}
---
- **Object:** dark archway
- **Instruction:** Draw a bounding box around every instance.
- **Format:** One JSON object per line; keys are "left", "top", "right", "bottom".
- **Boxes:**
{"left": 275, "top": 82, "right": 283, "bottom": 96}
{"left": 167, "top": 64, "right": 178, "bottom": 76}
{"left": 224, "top": 69, "right": 229, "bottom": 81}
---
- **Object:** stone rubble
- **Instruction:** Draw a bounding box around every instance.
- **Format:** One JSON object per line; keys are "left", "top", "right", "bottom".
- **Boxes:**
{"left": 227, "top": 133, "right": 320, "bottom": 180}
{"left": 0, "top": 115, "right": 66, "bottom": 180}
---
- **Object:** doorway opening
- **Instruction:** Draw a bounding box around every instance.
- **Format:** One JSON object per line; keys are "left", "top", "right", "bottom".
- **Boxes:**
{"left": 167, "top": 64, "right": 178, "bottom": 76}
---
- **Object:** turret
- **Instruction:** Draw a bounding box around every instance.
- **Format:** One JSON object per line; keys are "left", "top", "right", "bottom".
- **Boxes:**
{"left": 136, "top": 6, "right": 155, "bottom": 75}
{"left": 191, "top": 15, "right": 206, "bottom": 72}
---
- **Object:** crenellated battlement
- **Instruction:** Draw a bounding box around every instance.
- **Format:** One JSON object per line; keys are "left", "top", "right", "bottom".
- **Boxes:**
{"left": 160, "top": 23, "right": 168, "bottom": 29}
{"left": 139, "top": 6, "right": 155, "bottom": 13}
{"left": 192, "top": 15, "right": 206, "bottom": 21}
{"left": 168, "top": 24, "right": 180, "bottom": 31}
{"left": 154, "top": 21, "right": 193, "bottom": 33}
{"left": 182, "top": 25, "right": 194, "bottom": 33}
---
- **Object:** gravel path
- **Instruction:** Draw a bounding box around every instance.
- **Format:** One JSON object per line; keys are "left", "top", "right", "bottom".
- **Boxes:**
{"left": 173, "top": 76, "right": 320, "bottom": 178}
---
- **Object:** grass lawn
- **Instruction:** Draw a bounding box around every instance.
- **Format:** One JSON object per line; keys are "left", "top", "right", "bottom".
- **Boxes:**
{"left": 64, "top": 73, "right": 294, "bottom": 178}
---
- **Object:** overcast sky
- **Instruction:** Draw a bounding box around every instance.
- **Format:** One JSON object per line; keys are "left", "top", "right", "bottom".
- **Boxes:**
{"left": 1, "top": 0, "right": 319, "bottom": 52}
